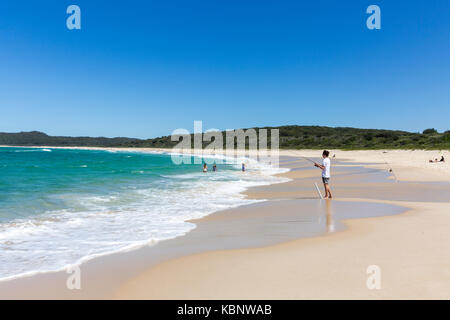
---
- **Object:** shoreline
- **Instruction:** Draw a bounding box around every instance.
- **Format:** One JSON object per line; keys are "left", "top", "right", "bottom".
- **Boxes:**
{"left": 0, "top": 149, "right": 449, "bottom": 299}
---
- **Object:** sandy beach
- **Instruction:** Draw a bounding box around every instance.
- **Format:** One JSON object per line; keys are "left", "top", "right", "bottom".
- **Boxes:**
{"left": 115, "top": 149, "right": 450, "bottom": 299}
{"left": 0, "top": 148, "right": 449, "bottom": 299}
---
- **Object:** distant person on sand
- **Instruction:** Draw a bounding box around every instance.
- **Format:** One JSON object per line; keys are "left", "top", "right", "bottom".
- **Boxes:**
{"left": 314, "top": 150, "right": 332, "bottom": 199}
{"left": 440, "top": 156, "right": 445, "bottom": 162}
{"left": 203, "top": 163, "right": 208, "bottom": 173}
{"left": 242, "top": 163, "right": 246, "bottom": 172}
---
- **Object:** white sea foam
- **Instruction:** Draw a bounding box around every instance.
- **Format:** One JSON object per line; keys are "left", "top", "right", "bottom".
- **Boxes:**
{"left": 0, "top": 154, "right": 289, "bottom": 281}
{"left": 14, "top": 148, "right": 52, "bottom": 152}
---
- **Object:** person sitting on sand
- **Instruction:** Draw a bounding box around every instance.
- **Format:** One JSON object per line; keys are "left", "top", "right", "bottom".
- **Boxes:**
{"left": 440, "top": 156, "right": 445, "bottom": 162}
{"left": 314, "top": 150, "right": 332, "bottom": 199}
{"left": 203, "top": 163, "right": 208, "bottom": 173}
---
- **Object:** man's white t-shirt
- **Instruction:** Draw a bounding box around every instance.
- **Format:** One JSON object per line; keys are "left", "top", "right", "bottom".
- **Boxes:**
{"left": 322, "top": 157, "right": 331, "bottom": 178}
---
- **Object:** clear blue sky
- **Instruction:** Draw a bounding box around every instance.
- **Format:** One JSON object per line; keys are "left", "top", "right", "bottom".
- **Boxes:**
{"left": 0, "top": 0, "right": 449, "bottom": 138}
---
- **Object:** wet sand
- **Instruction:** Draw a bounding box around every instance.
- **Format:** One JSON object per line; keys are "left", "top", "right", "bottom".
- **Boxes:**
{"left": 116, "top": 200, "right": 450, "bottom": 299}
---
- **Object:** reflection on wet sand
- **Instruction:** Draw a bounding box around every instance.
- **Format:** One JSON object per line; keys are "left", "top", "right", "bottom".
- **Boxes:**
{"left": 325, "top": 200, "right": 335, "bottom": 233}
{"left": 317, "top": 199, "right": 335, "bottom": 233}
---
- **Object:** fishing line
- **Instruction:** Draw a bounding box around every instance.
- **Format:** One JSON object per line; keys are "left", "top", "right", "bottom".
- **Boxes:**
{"left": 380, "top": 152, "right": 398, "bottom": 183}
{"left": 297, "top": 153, "right": 398, "bottom": 182}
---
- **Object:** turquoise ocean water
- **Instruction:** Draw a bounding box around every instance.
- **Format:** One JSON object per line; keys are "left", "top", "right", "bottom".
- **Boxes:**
{"left": 0, "top": 147, "right": 287, "bottom": 280}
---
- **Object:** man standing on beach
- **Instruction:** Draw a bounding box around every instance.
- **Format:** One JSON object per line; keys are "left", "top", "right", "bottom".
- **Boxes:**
{"left": 314, "top": 150, "right": 332, "bottom": 199}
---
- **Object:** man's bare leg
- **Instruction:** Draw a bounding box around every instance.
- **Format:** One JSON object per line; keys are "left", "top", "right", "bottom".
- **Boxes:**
{"left": 323, "top": 183, "right": 329, "bottom": 199}
{"left": 325, "top": 183, "right": 332, "bottom": 199}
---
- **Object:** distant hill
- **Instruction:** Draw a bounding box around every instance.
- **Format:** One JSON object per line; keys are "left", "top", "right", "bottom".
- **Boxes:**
{"left": 1, "top": 126, "right": 449, "bottom": 150}
{"left": 0, "top": 131, "right": 140, "bottom": 147}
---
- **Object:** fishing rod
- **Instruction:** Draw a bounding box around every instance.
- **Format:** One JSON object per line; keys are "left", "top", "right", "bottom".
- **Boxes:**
{"left": 300, "top": 156, "right": 318, "bottom": 165}
{"left": 299, "top": 154, "right": 398, "bottom": 182}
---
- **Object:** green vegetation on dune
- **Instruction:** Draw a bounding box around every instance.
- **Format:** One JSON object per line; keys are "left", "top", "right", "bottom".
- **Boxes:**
{"left": 1, "top": 126, "right": 449, "bottom": 150}
{"left": 274, "top": 126, "right": 450, "bottom": 150}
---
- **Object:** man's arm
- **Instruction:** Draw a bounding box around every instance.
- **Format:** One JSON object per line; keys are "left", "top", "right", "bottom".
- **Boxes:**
{"left": 314, "top": 162, "right": 325, "bottom": 170}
